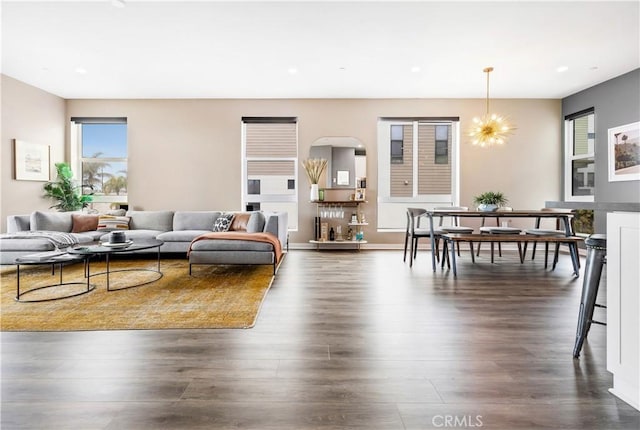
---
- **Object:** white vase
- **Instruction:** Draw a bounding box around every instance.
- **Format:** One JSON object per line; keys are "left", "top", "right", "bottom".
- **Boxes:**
{"left": 310, "top": 184, "right": 319, "bottom": 201}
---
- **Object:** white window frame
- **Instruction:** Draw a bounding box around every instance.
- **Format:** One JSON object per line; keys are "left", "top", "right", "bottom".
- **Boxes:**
{"left": 70, "top": 118, "right": 128, "bottom": 205}
{"left": 564, "top": 110, "right": 595, "bottom": 202}
{"left": 241, "top": 118, "right": 299, "bottom": 230}
{"left": 377, "top": 119, "right": 460, "bottom": 231}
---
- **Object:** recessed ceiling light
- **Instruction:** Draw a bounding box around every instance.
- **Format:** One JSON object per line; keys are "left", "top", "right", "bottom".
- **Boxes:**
{"left": 75, "top": 67, "right": 88, "bottom": 75}
{"left": 288, "top": 67, "right": 298, "bottom": 75}
{"left": 556, "top": 66, "right": 569, "bottom": 73}
{"left": 590, "top": 66, "right": 599, "bottom": 71}
{"left": 339, "top": 67, "right": 346, "bottom": 71}
{"left": 411, "top": 66, "right": 421, "bottom": 73}
{"left": 111, "top": 0, "right": 126, "bottom": 8}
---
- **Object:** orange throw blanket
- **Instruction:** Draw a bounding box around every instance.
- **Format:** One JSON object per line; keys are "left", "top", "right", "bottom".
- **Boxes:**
{"left": 187, "top": 232, "right": 283, "bottom": 263}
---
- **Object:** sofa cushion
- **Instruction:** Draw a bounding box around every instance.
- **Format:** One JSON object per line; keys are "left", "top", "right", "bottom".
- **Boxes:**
{"left": 30, "top": 211, "right": 73, "bottom": 232}
{"left": 97, "top": 215, "right": 130, "bottom": 231}
{"left": 190, "top": 238, "right": 274, "bottom": 252}
{"left": 212, "top": 213, "right": 234, "bottom": 232}
{"left": 173, "top": 211, "right": 220, "bottom": 231}
{"left": 230, "top": 212, "right": 251, "bottom": 231}
{"left": 246, "top": 211, "right": 266, "bottom": 233}
{"left": 127, "top": 211, "right": 174, "bottom": 232}
{"left": 71, "top": 214, "right": 99, "bottom": 233}
{"left": 157, "top": 230, "right": 212, "bottom": 242}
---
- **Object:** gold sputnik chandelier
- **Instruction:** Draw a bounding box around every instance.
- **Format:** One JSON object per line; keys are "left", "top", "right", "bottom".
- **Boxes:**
{"left": 469, "top": 67, "right": 515, "bottom": 147}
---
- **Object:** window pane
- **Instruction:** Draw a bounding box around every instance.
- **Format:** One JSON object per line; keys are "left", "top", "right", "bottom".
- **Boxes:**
{"left": 390, "top": 125, "right": 413, "bottom": 197}
{"left": 81, "top": 124, "right": 127, "bottom": 158}
{"left": 435, "top": 125, "right": 448, "bottom": 140}
{"left": 247, "top": 179, "right": 261, "bottom": 195}
{"left": 573, "top": 114, "right": 594, "bottom": 156}
{"left": 571, "top": 158, "right": 595, "bottom": 196}
{"left": 83, "top": 161, "right": 127, "bottom": 195}
{"left": 418, "top": 124, "right": 450, "bottom": 194}
{"left": 390, "top": 125, "right": 404, "bottom": 140}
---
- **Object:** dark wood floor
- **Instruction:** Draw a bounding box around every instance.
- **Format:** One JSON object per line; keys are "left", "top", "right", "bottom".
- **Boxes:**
{"left": 2, "top": 249, "right": 639, "bottom": 429}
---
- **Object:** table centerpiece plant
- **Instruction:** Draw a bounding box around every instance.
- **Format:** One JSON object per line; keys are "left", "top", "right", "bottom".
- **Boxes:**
{"left": 473, "top": 191, "right": 508, "bottom": 212}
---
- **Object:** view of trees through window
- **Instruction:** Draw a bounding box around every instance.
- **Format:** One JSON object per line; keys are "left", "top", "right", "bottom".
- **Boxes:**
{"left": 79, "top": 122, "right": 128, "bottom": 200}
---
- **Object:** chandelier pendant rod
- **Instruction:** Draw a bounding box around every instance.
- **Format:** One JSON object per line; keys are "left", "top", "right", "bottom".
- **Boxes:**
{"left": 484, "top": 66, "right": 493, "bottom": 116}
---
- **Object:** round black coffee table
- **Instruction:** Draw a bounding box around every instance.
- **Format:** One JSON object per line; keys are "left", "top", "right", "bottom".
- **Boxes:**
{"left": 14, "top": 253, "right": 95, "bottom": 302}
{"left": 68, "top": 239, "right": 164, "bottom": 291}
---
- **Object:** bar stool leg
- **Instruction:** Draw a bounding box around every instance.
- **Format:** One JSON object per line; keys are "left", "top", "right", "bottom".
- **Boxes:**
{"left": 573, "top": 240, "right": 607, "bottom": 358}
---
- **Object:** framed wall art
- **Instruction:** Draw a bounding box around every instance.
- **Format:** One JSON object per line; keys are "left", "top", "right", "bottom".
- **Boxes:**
{"left": 608, "top": 121, "right": 640, "bottom": 182}
{"left": 14, "top": 139, "right": 50, "bottom": 181}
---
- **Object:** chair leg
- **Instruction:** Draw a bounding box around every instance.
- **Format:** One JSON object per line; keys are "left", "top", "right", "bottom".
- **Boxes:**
{"left": 403, "top": 232, "right": 409, "bottom": 262}
{"left": 476, "top": 241, "right": 482, "bottom": 256}
{"left": 498, "top": 242, "right": 502, "bottom": 257}
{"left": 490, "top": 242, "right": 495, "bottom": 263}
{"left": 468, "top": 242, "right": 475, "bottom": 263}
{"left": 531, "top": 242, "right": 538, "bottom": 260}
{"left": 409, "top": 236, "right": 416, "bottom": 267}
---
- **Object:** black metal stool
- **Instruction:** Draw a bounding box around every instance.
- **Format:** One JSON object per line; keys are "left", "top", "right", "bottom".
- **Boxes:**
{"left": 573, "top": 233, "right": 607, "bottom": 358}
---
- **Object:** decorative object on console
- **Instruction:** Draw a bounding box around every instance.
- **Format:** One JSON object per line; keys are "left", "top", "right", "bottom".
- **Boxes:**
{"left": 302, "top": 158, "right": 328, "bottom": 201}
{"left": 468, "top": 67, "right": 515, "bottom": 147}
{"left": 43, "top": 162, "right": 93, "bottom": 211}
{"left": 473, "top": 191, "right": 508, "bottom": 212}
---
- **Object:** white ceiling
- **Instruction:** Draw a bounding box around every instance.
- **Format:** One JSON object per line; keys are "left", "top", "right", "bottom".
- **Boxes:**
{"left": 1, "top": 0, "right": 639, "bottom": 99}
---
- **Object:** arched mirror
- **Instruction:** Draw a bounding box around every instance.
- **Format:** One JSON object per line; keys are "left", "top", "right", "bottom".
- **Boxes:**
{"left": 310, "top": 137, "right": 366, "bottom": 190}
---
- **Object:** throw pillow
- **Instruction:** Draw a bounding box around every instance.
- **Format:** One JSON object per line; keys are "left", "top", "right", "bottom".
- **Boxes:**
{"left": 96, "top": 215, "right": 131, "bottom": 231}
{"left": 230, "top": 212, "right": 251, "bottom": 232}
{"left": 71, "top": 214, "right": 99, "bottom": 233}
{"left": 246, "top": 211, "right": 266, "bottom": 233}
{"left": 212, "top": 213, "right": 235, "bottom": 232}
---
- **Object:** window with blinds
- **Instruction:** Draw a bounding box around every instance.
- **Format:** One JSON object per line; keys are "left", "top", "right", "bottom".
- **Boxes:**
{"left": 242, "top": 117, "right": 298, "bottom": 229}
{"left": 564, "top": 109, "right": 595, "bottom": 201}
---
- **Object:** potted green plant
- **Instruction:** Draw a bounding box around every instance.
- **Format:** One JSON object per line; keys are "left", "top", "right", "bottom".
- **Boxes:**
{"left": 473, "top": 191, "right": 508, "bottom": 212}
{"left": 43, "top": 162, "right": 94, "bottom": 211}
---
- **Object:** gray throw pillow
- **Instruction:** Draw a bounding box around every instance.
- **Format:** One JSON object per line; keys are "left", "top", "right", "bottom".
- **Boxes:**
{"left": 246, "top": 211, "right": 266, "bottom": 233}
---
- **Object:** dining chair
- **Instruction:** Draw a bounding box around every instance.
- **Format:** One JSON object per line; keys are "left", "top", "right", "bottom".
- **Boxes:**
{"left": 404, "top": 208, "right": 442, "bottom": 267}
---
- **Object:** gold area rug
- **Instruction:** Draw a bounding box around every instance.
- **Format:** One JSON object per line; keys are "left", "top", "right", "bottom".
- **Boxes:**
{"left": 0, "top": 259, "right": 275, "bottom": 331}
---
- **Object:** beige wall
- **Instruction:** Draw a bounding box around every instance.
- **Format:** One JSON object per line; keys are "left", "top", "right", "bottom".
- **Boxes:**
{"left": 1, "top": 75, "right": 66, "bottom": 231}
{"left": 66, "top": 97, "right": 561, "bottom": 245}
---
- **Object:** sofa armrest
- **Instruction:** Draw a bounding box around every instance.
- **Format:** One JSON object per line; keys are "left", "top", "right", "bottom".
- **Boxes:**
{"left": 263, "top": 211, "right": 288, "bottom": 250}
{"left": 7, "top": 215, "right": 32, "bottom": 233}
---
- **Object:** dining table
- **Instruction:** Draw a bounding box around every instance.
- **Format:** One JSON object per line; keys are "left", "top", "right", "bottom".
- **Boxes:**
{"left": 424, "top": 208, "right": 579, "bottom": 273}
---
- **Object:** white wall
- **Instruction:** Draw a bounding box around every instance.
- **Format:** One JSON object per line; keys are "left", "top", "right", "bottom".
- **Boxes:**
{"left": 1, "top": 75, "right": 66, "bottom": 231}
{"left": 0, "top": 79, "right": 562, "bottom": 242}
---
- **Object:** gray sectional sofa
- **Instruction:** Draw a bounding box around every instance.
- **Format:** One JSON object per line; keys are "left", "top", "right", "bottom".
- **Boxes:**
{"left": 1, "top": 210, "right": 288, "bottom": 272}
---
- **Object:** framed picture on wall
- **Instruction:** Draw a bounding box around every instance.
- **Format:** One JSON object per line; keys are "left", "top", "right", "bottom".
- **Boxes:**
{"left": 608, "top": 121, "right": 640, "bottom": 182}
{"left": 14, "top": 139, "right": 50, "bottom": 181}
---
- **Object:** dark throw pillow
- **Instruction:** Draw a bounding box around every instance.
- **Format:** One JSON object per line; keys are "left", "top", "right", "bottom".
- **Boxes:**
{"left": 212, "top": 213, "right": 235, "bottom": 232}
